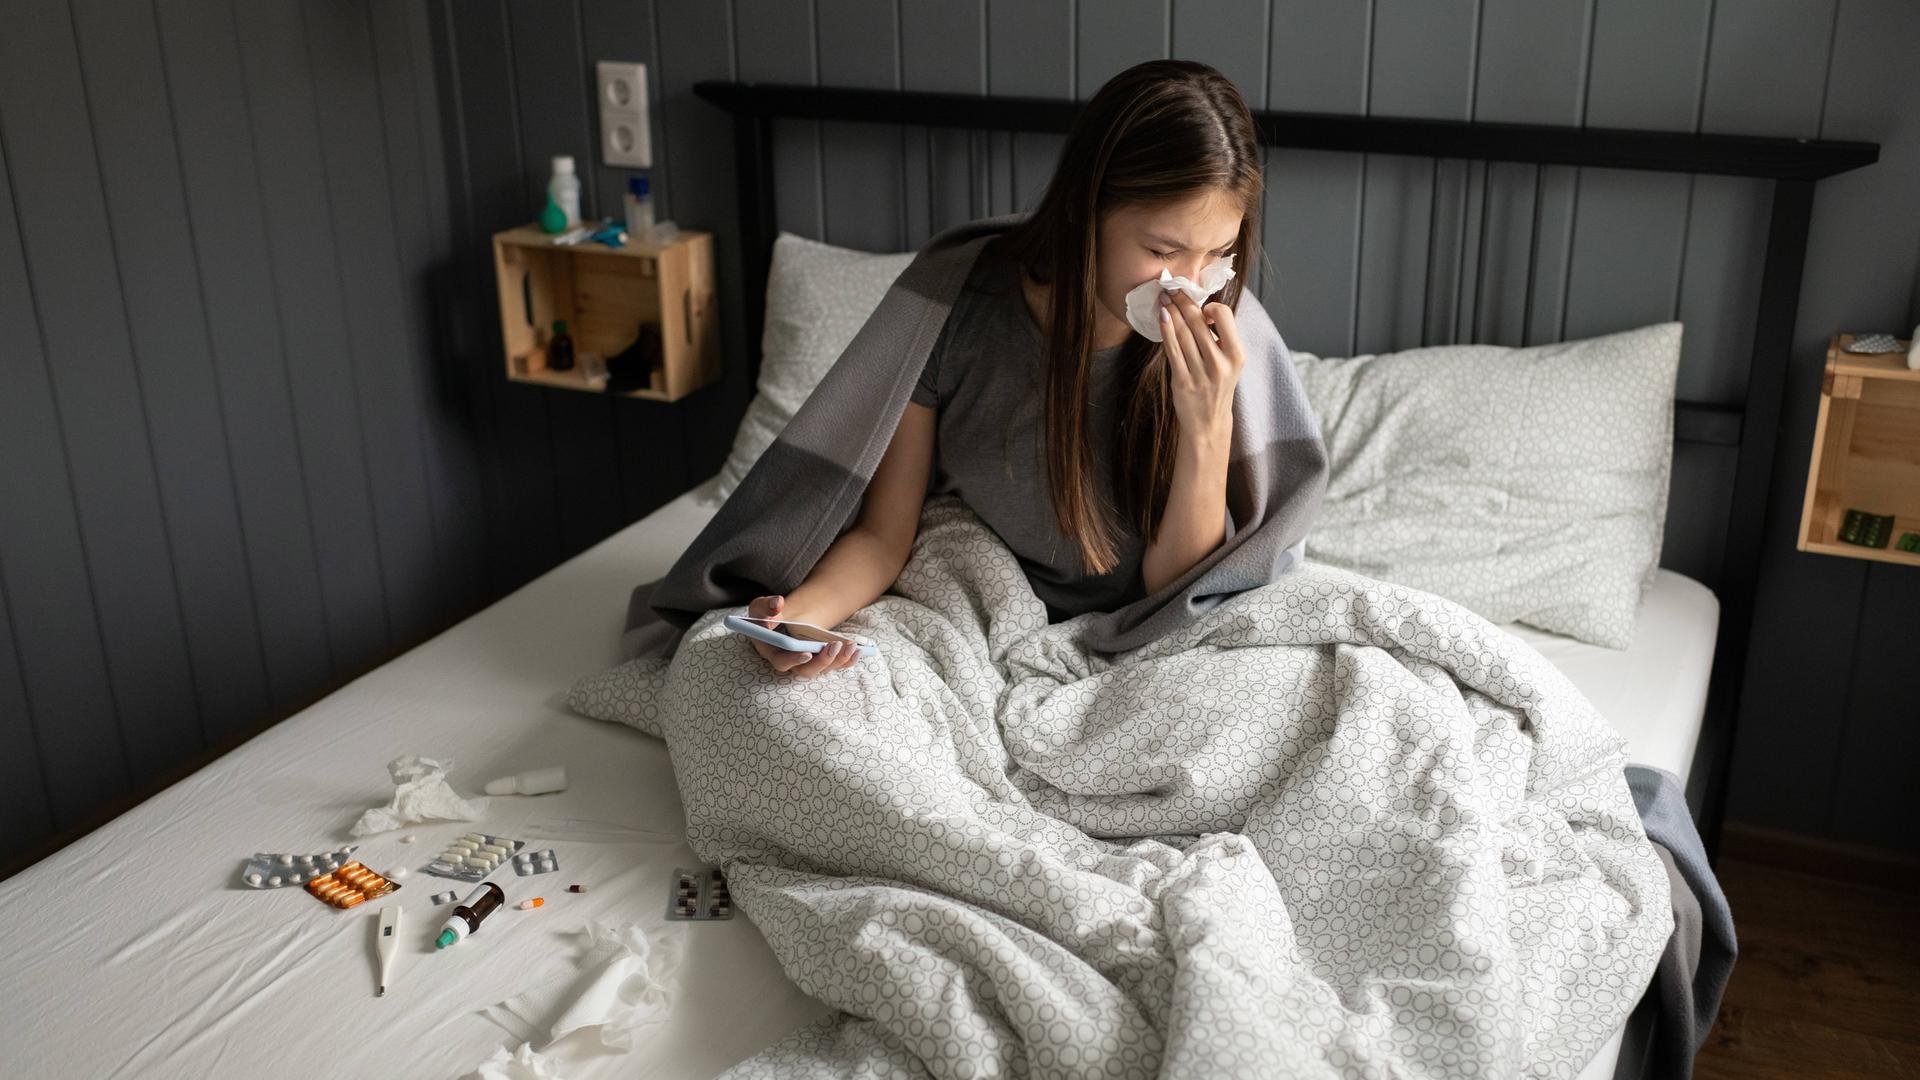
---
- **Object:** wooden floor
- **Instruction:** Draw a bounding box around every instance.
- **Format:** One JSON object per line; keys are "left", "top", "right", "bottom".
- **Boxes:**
{"left": 1693, "top": 858, "right": 1920, "bottom": 1079}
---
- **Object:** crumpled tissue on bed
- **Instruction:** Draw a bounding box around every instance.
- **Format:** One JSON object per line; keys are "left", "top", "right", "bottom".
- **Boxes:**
{"left": 1122, "top": 252, "right": 1235, "bottom": 342}
{"left": 349, "top": 753, "right": 489, "bottom": 837}
{"left": 479, "top": 919, "right": 686, "bottom": 1054}
{"left": 469, "top": 1042, "right": 564, "bottom": 1080}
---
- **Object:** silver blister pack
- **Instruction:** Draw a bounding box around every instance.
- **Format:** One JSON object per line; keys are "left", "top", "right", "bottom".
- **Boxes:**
{"left": 512, "top": 848, "right": 560, "bottom": 876}
{"left": 666, "top": 865, "right": 732, "bottom": 920}
{"left": 240, "top": 846, "right": 359, "bottom": 888}
{"left": 423, "top": 832, "right": 526, "bottom": 882}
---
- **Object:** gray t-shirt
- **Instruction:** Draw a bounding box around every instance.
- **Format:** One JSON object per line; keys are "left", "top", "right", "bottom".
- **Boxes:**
{"left": 909, "top": 247, "right": 1148, "bottom": 622}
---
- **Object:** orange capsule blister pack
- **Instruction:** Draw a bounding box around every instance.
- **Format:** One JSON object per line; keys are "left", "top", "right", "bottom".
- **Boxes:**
{"left": 305, "top": 861, "right": 402, "bottom": 909}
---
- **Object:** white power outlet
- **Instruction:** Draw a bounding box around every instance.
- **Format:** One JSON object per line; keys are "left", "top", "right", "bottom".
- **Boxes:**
{"left": 596, "top": 61, "right": 651, "bottom": 169}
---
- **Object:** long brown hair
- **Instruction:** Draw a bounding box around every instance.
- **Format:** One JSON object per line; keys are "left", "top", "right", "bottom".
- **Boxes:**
{"left": 998, "top": 59, "right": 1264, "bottom": 577}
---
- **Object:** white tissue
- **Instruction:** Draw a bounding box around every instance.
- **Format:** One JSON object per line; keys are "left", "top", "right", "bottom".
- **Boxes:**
{"left": 470, "top": 1043, "right": 563, "bottom": 1080}
{"left": 349, "top": 754, "right": 489, "bottom": 837}
{"left": 480, "top": 920, "right": 687, "bottom": 1054}
{"left": 1123, "top": 253, "right": 1235, "bottom": 342}
{"left": 550, "top": 921, "right": 684, "bottom": 1049}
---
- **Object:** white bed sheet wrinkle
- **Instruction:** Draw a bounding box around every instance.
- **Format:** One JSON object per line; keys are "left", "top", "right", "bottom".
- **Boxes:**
{"left": 0, "top": 473, "right": 1710, "bottom": 1079}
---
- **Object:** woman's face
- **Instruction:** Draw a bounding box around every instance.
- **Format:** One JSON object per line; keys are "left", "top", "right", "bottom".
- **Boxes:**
{"left": 1093, "top": 188, "right": 1244, "bottom": 335}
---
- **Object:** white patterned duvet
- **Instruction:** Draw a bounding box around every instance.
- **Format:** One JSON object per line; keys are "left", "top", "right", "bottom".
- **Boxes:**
{"left": 624, "top": 496, "right": 1672, "bottom": 1078}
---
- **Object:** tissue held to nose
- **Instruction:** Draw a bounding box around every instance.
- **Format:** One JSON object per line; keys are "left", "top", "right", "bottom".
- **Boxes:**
{"left": 1124, "top": 253, "right": 1235, "bottom": 343}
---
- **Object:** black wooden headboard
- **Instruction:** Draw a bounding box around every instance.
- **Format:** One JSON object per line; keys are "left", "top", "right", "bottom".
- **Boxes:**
{"left": 692, "top": 79, "right": 1879, "bottom": 861}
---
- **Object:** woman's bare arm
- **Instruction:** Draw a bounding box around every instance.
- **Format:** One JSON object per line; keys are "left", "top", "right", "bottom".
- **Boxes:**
{"left": 1140, "top": 426, "right": 1231, "bottom": 595}
{"left": 746, "top": 403, "right": 935, "bottom": 675}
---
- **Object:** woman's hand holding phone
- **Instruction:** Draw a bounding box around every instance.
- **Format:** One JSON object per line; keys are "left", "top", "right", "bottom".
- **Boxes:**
{"left": 743, "top": 594, "right": 862, "bottom": 677}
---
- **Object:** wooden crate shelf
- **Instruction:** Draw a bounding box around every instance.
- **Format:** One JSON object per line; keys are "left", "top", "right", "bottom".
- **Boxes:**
{"left": 1797, "top": 333, "right": 1920, "bottom": 568}
{"left": 491, "top": 223, "right": 720, "bottom": 402}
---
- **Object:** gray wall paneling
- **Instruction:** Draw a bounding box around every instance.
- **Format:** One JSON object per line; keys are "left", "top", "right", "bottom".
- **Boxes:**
{"left": 69, "top": 0, "right": 272, "bottom": 743}
{"left": 0, "top": 2, "right": 204, "bottom": 783}
{"left": 304, "top": 1, "right": 449, "bottom": 647}
{"left": 0, "top": 108, "right": 130, "bottom": 829}
{"left": 153, "top": 0, "right": 336, "bottom": 718}
{"left": 0, "top": 0, "right": 491, "bottom": 862}
{"left": 373, "top": 0, "right": 491, "bottom": 620}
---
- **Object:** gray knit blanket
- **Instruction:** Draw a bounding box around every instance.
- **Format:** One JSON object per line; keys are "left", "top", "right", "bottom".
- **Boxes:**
{"left": 620, "top": 213, "right": 1330, "bottom": 662}
{"left": 638, "top": 495, "right": 1673, "bottom": 1078}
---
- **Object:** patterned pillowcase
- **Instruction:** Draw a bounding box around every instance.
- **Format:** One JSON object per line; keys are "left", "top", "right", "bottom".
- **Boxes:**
{"left": 1290, "top": 321, "right": 1682, "bottom": 649}
{"left": 712, "top": 233, "right": 916, "bottom": 501}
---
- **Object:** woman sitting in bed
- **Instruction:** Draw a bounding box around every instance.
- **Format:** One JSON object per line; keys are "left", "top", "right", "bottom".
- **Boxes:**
{"left": 743, "top": 59, "right": 1311, "bottom": 677}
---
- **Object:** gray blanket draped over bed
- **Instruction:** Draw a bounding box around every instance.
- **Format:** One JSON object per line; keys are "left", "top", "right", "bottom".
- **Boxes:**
{"left": 620, "top": 212, "right": 1330, "bottom": 663}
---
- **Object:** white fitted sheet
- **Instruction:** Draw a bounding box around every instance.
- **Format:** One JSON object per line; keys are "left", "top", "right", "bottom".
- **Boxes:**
{"left": 0, "top": 477, "right": 1714, "bottom": 1078}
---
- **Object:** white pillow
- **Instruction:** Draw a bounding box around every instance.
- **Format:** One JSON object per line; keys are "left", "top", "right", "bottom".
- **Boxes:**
{"left": 1291, "top": 321, "right": 1682, "bottom": 649}
{"left": 712, "top": 232, "right": 916, "bottom": 501}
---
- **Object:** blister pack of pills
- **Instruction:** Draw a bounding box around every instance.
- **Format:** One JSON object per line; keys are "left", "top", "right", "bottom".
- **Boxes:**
{"left": 430, "top": 890, "right": 459, "bottom": 905}
{"left": 424, "top": 832, "right": 526, "bottom": 882}
{"left": 666, "top": 866, "right": 732, "bottom": 921}
{"left": 241, "top": 846, "right": 359, "bottom": 888}
{"left": 305, "top": 861, "right": 401, "bottom": 909}
{"left": 512, "top": 848, "right": 559, "bottom": 876}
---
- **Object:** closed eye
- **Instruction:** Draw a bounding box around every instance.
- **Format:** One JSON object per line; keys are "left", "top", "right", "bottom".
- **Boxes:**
{"left": 1150, "top": 248, "right": 1235, "bottom": 261}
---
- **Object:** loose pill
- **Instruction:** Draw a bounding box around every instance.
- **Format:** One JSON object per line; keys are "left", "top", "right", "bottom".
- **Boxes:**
{"left": 517, "top": 898, "right": 544, "bottom": 910}
{"left": 386, "top": 867, "right": 408, "bottom": 880}
{"left": 401, "top": 834, "right": 418, "bottom": 844}
{"left": 567, "top": 884, "right": 587, "bottom": 893}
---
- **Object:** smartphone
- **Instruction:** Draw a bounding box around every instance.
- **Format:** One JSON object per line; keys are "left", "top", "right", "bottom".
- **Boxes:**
{"left": 722, "top": 614, "right": 878, "bottom": 659}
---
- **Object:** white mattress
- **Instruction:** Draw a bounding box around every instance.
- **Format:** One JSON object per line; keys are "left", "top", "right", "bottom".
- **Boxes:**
{"left": 0, "top": 477, "right": 1714, "bottom": 1078}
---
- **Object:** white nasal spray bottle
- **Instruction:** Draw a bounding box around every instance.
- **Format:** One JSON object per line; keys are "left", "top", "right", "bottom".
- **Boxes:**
{"left": 483, "top": 765, "right": 568, "bottom": 796}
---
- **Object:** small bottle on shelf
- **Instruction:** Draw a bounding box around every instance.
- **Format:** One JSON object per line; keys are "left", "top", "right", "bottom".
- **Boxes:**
{"left": 548, "top": 155, "right": 581, "bottom": 228}
{"left": 624, "top": 175, "right": 654, "bottom": 242}
{"left": 547, "top": 319, "right": 575, "bottom": 372}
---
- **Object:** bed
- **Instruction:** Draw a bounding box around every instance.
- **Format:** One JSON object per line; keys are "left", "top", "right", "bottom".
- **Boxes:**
{"left": 0, "top": 80, "right": 1871, "bottom": 1080}
{"left": 0, "top": 471, "right": 1713, "bottom": 1078}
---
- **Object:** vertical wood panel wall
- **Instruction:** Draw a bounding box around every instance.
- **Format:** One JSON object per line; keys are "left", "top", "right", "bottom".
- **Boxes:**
{"left": 0, "top": 0, "right": 505, "bottom": 860}
{"left": 2, "top": 0, "right": 1917, "bottom": 865}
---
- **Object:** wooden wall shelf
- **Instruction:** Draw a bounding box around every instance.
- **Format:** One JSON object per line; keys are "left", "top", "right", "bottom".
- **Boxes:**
{"left": 491, "top": 224, "right": 719, "bottom": 402}
{"left": 1798, "top": 333, "right": 1920, "bottom": 568}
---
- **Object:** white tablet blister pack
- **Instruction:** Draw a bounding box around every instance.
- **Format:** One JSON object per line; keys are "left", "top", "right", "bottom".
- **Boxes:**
{"left": 423, "top": 832, "right": 527, "bottom": 882}
{"left": 512, "top": 848, "right": 559, "bottom": 876}
{"left": 240, "top": 846, "right": 359, "bottom": 888}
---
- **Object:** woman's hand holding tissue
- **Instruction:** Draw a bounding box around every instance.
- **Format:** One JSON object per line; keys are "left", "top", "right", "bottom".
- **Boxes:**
{"left": 1158, "top": 288, "right": 1245, "bottom": 445}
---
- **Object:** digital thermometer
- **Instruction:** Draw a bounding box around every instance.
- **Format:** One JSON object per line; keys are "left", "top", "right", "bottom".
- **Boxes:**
{"left": 375, "top": 904, "right": 402, "bottom": 997}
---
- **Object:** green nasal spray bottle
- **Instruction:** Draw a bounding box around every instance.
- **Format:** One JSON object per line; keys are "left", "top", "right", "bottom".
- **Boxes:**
{"left": 436, "top": 882, "right": 505, "bottom": 948}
